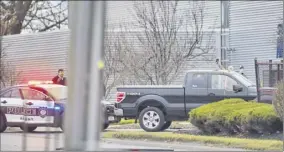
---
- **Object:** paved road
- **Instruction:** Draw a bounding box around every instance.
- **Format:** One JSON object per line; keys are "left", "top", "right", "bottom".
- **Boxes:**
{"left": 0, "top": 127, "right": 245, "bottom": 151}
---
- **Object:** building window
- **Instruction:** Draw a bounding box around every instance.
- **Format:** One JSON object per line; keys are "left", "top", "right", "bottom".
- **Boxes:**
{"left": 277, "top": 24, "right": 283, "bottom": 58}
{"left": 220, "top": 1, "right": 230, "bottom": 67}
{"left": 221, "top": 1, "right": 229, "bottom": 28}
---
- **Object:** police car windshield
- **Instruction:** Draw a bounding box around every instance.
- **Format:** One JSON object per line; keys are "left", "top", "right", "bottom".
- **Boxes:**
{"left": 43, "top": 86, "right": 67, "bottom": 101}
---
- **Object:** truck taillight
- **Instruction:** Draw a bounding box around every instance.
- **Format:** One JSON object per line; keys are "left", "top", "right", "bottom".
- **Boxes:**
{"left": 116, "top": 92, "right": 126, "bottom": 103}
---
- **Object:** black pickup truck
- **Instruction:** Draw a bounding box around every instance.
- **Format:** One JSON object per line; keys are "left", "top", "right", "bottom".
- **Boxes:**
{"left": 115, "top": 70, "right": 258, "bottom": 132}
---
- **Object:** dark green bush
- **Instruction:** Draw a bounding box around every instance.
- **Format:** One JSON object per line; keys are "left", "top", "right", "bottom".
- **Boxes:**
{"left": 189, "top": 98, "right": 283, "bottom": 135}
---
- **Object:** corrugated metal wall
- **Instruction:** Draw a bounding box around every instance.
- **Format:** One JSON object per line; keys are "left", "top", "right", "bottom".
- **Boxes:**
{"left": 1, "top": 29, "right": 70, "bottom": 84}
{"left": 1, "top": 1, "right": 221, "bottom": 101}
{"left": 106, "top": 1, "right": 221, "bottom": 101}
{"left": 229, "top": 1, "right": 282, "bottom": 82}
{"left": 106, "top": 1, "right": 221, "bottom": 30}
{"left": 104, "top": 30, "right": 220, "bottom": 101}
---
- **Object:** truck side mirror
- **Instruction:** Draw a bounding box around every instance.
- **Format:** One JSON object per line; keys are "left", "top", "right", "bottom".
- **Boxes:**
{"left": 233, "top": 84, "right": 243, "bottom": 92}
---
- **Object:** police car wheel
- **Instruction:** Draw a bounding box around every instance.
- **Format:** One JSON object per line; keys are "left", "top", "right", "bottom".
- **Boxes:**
{"left": 103, "top": 123, "right": 109, "bottom": 130}
{"left": 20, "top": 126, "right": 37, "bottom": 132}
{"left": 0, "top": 113, "right": 7, "bottom": 133}
{"left": 60, "top": 124, "right": 64, "bottom": 132}
{"left": 59, "top": 113, "right": 64, "bottom": 132}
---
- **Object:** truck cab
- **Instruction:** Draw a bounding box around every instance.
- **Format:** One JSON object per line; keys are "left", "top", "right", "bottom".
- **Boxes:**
{"left": 184, "top": 69, "right": 257, "bottom": 111}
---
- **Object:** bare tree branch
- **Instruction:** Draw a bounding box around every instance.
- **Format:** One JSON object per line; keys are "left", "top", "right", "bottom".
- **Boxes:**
{"left": 103, "top": 24, "right": 129, "bottom": 99}
{"left": 116, "top": 1, "right": 216, "bottom": 85}
{"left": 0, "top": 46, "right": 22, "bottom": 88}
{"left": 0, "top": 1, "right": 68, "bottom": 36}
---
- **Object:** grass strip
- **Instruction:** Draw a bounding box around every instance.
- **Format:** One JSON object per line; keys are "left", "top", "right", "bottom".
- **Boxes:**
{"left": 103, "top": 131, "right": 283, "bottom": 151}
{"left": 114, "top": 119, "right": 136, "bottom": 125}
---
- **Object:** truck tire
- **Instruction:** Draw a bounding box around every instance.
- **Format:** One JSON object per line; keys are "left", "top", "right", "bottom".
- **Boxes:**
{"left": 20, "top": 126, "right": 37, "bottom": 132}
{"left": 0, "top": 112, "right": 7, "bottom": 133}
{"left": 139, "top": 107, "right": 165, "bottom": 132}
{"left": 160, "top": 121, "right": 172, "bottom": 131}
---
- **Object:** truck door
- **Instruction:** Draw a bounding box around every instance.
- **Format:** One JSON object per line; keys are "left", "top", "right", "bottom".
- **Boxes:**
{"left": 207, "top": 73, "right": 247, "bottom": 102}
{"left": 20, "top": 88, "right": 55, "bottom": 124}
{"left": 185, "top": 73, "right": 209, "bottom": 112}
{"left": 0, "top": 88, "right": 24, "bottom": 124}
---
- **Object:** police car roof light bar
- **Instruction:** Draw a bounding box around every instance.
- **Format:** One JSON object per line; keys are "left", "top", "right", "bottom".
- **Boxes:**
{"left": 28, "top": 80, "right": 54, "bottom": 85}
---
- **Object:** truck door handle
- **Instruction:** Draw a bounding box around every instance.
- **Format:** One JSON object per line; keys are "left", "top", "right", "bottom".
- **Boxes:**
{"left": 25, "top": 102, "right": 33, "bottom": 105}
{"left": 208, "top": 93, "right": 215, "bottom": 96}
{"left": 1, "top": 100, "right": 7, "bottom": 104}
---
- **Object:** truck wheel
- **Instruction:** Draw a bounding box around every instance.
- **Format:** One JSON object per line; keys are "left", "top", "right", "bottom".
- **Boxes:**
{"left": 0, "top": 112, "right": 7, "bottom": 133}
{"left": 139, "top": 107, "right": 165, "bottom": 132}
{"left": 20, "top": 126, "right": 37, "bottom": 132}
{"left": 160, "top": 121, "right": 172, "bottom": 131}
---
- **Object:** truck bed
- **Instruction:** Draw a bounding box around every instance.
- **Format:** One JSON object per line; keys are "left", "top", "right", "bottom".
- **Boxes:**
{"left": 116, "top": 85, "right": 186, "bottom": 120}
{"left": 117, "top": 85, "right": 184, "bottom": 96}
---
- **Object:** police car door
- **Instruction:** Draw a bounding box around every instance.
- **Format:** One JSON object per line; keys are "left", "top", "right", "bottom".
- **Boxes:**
{"left": 20, "top": 88, "right": 55, "bottom": 124}
{"left": 0, "top": 88, "right": 24, "bottom": 123}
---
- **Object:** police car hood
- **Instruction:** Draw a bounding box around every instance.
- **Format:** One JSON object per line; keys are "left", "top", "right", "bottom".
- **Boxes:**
{"left": 56, "top": 99, "right": 67, "bottom": 105}
{"left": 56, "top": 99, "right": 113, "bottom": 106}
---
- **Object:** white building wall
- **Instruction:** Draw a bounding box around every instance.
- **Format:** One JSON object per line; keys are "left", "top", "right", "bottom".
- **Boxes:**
{"left": 1, "top": 29, "right": 70, "bottom": 84}
{"left": 229, "top": 1, "right": 282, "bottom": 83}
{"left": 106, "top": 1, "right": 221, "bottom": 30}
{"left": 1, "top": 1, "right": 222, "bottom": 101}
{"left": 106, "top": 1, "right": 222, "bottom": 101}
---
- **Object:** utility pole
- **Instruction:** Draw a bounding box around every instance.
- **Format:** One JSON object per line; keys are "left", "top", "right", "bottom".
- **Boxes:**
{"left": 64, "top": 1, "right": 106, "bottom": 151}
{"left": 85, "top": 1, "right": 106, "bottom": 150}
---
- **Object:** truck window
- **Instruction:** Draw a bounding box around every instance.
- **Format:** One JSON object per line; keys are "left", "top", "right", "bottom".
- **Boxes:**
{"left": 211, "top": 75, "right": 238, "bottom": 91}
{"left": 192, "top": 74, "right": 207, "bottom": 88}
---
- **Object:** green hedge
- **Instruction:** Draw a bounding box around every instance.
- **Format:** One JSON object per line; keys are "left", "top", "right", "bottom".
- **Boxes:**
{"left": 189, "top": 98, "right": 283, "bottom": 135}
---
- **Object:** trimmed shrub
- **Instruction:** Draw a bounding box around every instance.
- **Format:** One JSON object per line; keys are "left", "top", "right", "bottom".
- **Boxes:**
{"left": 272, "top": 81, "right": 284, "bottom": 122}
{"left": 189, "top": 98, "right": 283, "bottom": 135}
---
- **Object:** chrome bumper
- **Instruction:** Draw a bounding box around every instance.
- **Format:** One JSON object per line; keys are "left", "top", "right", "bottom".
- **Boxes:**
{"left": 114, "top": 108, "right": 123, "bottom": 116}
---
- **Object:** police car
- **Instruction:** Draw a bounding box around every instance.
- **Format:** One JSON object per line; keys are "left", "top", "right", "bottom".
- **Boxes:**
{"left": 0, "top": 81, "right": 119, "bottom": 132}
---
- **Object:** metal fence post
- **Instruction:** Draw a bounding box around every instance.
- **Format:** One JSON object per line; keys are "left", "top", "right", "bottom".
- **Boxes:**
{"left": 269, "top": 60, "right": 273, "bottom": 87}
{"left": 85, "top": 1, "right": 106, "bottom": 151}
{"left": 254, "top": 58, "right": 260, "bottom": 102}
{"left": 64, "top": 1, "right": 106, "bottom": 151}
{"left": 64, "top": 1, "right": 99, "bottom": 150}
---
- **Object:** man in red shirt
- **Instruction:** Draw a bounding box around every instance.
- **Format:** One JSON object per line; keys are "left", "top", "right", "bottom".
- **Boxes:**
{"left": 52, "top": 69, "right": 67, "bottom": 86}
